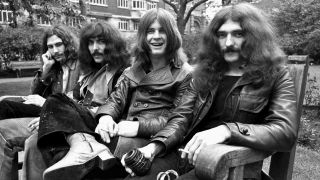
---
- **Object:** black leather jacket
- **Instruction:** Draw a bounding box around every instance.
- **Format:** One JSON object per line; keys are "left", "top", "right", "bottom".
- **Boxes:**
{"left": 96, "top": 62, "right": 192, "bottom": 138}
{"left": 152, "top": 66, "right": 298, "bottom": 153}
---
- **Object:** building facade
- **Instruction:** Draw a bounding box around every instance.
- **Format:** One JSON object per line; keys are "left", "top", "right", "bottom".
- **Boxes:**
{"left": 0, "top": 0, "right": 207, "bottom": 36}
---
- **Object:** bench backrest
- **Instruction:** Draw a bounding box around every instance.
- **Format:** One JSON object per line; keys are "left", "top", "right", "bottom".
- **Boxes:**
{"left": 269, "top": 55, "right": 309, "bottom": 180}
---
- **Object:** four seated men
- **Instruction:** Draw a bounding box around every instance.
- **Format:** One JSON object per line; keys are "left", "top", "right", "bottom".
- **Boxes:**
{"left": 0, "top": 3, "right": 298, "bottom": 180}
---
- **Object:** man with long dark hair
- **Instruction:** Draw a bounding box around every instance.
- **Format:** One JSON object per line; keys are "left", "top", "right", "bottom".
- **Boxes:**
{"left": 22, "top": 22, "right": 130, "bottom": 180}
{"left": 129, "top": 3, "right": 298, "bottom": 179}
{"left": 0, "top": 25, "right": 80, "bottom": 180}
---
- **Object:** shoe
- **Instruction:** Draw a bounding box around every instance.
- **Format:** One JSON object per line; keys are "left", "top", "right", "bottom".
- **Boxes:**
{"left": 43, "top": 133, "right": 117, "bottom": 180}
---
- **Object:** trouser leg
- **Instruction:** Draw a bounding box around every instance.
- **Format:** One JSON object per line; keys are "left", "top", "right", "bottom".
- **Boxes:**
{"left": 22, "top": 133, "right": 47, "bottom": 180}
{"left": 0, "top": 100, "right": 41, "bottom": 120}
{"left": 0, "top": 118, "right": 33, "bottom": 180}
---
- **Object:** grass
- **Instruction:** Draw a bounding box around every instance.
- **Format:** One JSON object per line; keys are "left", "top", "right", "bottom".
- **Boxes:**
{"left": 0, "top": 81, "right": 31, "bottom": 96}
{"left": 1, "top": 77, "right": 320, "bottom": 179}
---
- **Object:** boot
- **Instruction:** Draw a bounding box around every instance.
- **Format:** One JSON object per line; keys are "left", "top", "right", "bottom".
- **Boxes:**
{"left": 43, "top": 133, "right": 117, "bottom": 180}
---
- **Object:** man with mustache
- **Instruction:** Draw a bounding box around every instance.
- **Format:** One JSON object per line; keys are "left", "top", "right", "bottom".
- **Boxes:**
{"left": 130, "top": 3, "right": 298, "bottom": 180}
{"left": 0, "top": 25, "right": 81, "bottom": 180}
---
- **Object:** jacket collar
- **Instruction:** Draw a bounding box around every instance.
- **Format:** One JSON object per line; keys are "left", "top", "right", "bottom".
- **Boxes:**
{"left": 125, "top": 61, "right": 178, "bottom": 85}
{"left": 63, "top": 59, "right": 77, "bottom": 70}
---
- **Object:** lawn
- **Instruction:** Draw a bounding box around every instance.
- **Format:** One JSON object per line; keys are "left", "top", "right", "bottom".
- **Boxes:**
{"left": 1, "top": 77, "right": 320, "bottom": 179}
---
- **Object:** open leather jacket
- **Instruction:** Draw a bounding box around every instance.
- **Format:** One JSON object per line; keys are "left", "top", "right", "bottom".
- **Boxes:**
{"left": 151, "top": 66, "right": 298, "bottom": 154}
{"left": 96, "top": 62, "right": 192, "bottom": 138}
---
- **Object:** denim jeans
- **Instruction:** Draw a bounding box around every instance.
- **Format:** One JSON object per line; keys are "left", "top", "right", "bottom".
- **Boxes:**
{"left": 22, "top": 133, "right": 47, "bottom": 180}
{"left": 0, "top": 117, "right": 34, "bottom": 180}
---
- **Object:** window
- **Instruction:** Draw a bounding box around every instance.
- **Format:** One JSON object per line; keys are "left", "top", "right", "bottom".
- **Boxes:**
{"left": 147, "top": 1, "right": 157, "bottom": 10}
{"left": 132, "top": 0, "right": 145, "bottom": 10}
{"left": 117, "top": 0, "right": 128, "bottom": 8}
{"left": 133, "top": 21, "right": 139, "bottom": 31}
{"left": 0, "top": 10, "right": 13, "bottom": 23}
{"left": 118, "top": 19, "right": 129, "bottom": 31}
{"left": 37, "top": 15, "right": 51, "bottom": 26}
{"left": 89, "top": 0, "right": 107, "bottom": 6}
{"left": 66, "top": 17, "right": 80, "bottom": 27}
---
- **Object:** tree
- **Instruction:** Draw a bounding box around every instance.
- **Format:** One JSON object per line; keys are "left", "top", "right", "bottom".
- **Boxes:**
{"left": 272, "top": 0, "right": 320, "bottom": 63}
{"left": 163, "top": 0, "right": 232, "bottom": 34}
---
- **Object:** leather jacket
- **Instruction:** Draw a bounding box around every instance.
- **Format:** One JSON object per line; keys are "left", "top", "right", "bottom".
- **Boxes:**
{"left": 96, "top": 62, "right": 192, "bottom": 138}
{"left": 152, "top": 66, "right": 298, "bottom": 153}
{"left": 31, "top": 60, "right": 80, "bottom": 98}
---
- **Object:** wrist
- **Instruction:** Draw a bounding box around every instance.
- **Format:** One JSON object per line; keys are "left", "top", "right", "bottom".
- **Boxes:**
{"left": 148, "top": 142, "right": 164, "bottom": 157}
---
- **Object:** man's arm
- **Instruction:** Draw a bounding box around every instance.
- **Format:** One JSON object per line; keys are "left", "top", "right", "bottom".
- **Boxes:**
{"left": 225, "top": 68, "right": 298, "bottom": 152}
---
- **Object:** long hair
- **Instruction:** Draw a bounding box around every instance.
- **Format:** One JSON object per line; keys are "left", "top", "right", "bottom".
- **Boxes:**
{"left": 194, "top": 2, "right": 285, "bottom": 92}
{"left": 42, "top": 25, "right": 79, "bottom": 64}
{"left": 78, "top": 22, "right": 130, "bottom": 74}
{"left": 133, "top": 8, "right": 187, "bottom": 66}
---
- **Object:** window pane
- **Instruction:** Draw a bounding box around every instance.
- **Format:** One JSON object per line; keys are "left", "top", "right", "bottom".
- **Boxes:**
{"left": 3, "top": 12, "right": 7, "bottom": 22}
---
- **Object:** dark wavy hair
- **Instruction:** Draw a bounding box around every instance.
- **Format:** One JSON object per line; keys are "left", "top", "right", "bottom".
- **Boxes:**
{"left": 132, "top": 8, "right": 187, "bottom": 66}
{"left": 194, "top": 2, "right": 286, "bottom": 92}
{"left": 42, "top": 25, "right": 79, "bottom": 64}
{"left": 79, "top": 22, "right": 130, "bottom": 74}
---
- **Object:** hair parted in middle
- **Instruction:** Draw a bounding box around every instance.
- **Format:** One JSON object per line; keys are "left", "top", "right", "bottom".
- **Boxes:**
{"left": 79, "top": 22, "right": 130, "bottom": 74}
{"left": 132, "top": 8, "right": 187, "bottom": 66}
{"left": 193, "top": 2, "right": 286, "bottom": 92}
{"left": 41, "top": 24, "right": 79, "bottom": 65}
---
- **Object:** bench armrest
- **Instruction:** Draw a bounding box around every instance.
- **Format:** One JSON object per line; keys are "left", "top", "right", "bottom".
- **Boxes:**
{"left": 195, "top": 144, "right": 272, "bottom": 180}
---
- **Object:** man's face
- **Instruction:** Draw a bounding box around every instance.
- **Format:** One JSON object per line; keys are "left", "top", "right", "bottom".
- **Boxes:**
{"left": 217, "top": 19, "right": 245, "bottom": 63}
{"left": 88, "top": 37, "right": 107, "bottom": 64}
{"left": 47, "top": 35, "right": 66, "bottom": 62}
{"left": 146, "top": 20, "right": 167, "bottom": 58}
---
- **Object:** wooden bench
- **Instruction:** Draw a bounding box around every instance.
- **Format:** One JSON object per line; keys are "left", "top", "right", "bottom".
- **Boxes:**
{"left": 9, "top": 61, "right": 42, "bottom": 77}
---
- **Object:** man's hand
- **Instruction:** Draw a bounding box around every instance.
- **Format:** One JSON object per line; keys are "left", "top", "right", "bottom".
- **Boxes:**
{"left": 42, "top": 51, "right": 55, "bottom": 75}
{"left": 180, "top": 125, "right": 231, "bottom": 165}
{"left": 117, "top": 121, "right": 139, "bottom": 137}
{"left": 28, "top": 117, "right": 40, "bottom": 132}
{"left": 23, "top": 95, "right": 46, "bottom": 107}
{"left": 95, "top": 115, "right": 118, "bottom": 143}
{"left": 120, "top": 143, "right": 164, "bottom": 177}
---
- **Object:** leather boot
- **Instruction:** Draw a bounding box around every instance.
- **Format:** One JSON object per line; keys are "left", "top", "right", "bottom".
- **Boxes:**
{"left": 43, "top": 133, "right": 117, "bottom": 180}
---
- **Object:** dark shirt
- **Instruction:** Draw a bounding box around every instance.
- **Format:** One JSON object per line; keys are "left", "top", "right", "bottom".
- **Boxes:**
{"left": 197, "top": 75, "right": 240, "bottom": 132}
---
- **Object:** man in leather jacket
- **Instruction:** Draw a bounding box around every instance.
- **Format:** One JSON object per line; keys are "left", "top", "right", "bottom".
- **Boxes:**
{"left": 0, "top": 25, "right": 80, "bottom": 180}
{"left": 127, "top": 3, "right": 298, "bottom": 180}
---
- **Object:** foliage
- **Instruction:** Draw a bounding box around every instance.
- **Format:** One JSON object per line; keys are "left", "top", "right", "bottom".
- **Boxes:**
{"left": 163, "top": 0, "right": 210, "bottom": 34}
{"left": 272, "top": 0, "right": 320, "bottom": 63}
{"left": 0, "top": 0, "right": 86, "bottom": 27}
{"left": 304, "top": 75, "right": 320, "bottom": 106}
{"left": 0, "top": 26, "right": 43, "bottom": 63}
{"left": 299, "top": 110, "right": 320, "bottom": 152}
{"left": 182, "top": 34, "right": 201, "bottom": 63}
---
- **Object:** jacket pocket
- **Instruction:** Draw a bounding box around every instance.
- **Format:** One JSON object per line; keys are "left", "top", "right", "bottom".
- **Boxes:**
{"left": 239, "top": 95, "right": 269, "bottom": 113}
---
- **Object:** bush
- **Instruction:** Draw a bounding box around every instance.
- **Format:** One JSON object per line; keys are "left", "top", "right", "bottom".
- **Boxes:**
{"left": 0, "top": 26, "right": 44, "bottom": 64}
{"left": 299, "top": 110, "right": 320, "bottom": 152}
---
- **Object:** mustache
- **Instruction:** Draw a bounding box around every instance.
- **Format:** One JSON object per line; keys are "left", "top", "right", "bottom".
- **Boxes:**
{"left": 222, "top": 46, "right": 240, "bottom": 54}
{"left": 92, "top": 50, "right": 104, "bottom": 57}
{"left": 52, "top": 53, "right": 64, "bottom": 59}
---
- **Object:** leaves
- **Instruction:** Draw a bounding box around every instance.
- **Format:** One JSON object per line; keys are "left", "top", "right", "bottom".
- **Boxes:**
{"left": 272, "top": 0, "right": 320, "bottom": 62}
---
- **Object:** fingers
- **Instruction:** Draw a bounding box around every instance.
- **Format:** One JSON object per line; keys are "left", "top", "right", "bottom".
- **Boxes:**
{"left": 28, "top": 117, "right": 40, "bottom": 132}
{"left": 181, "top": 135, "right": 196, "bottom": 159}
{"left": 121, "top": 154, "right": 136, "bottom": 177}
{"left": 95, "top": 126, "right": 111, "bottom": 143}
{"left": 108, "top": 123, "right": 118, "bottom": 137}
{"left": 187, "top": 139, "right": 201, "bottom": 164}
{"left": 192, "top": 144, "right": 203, "bottom": 166}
